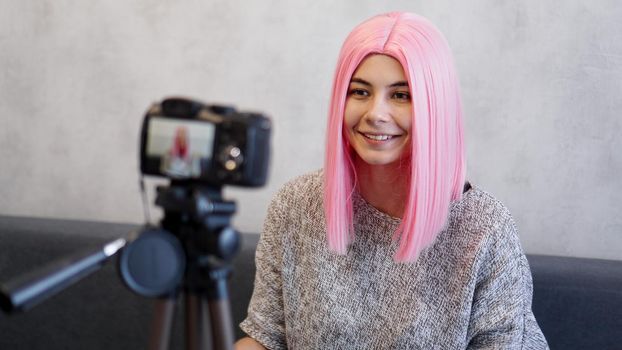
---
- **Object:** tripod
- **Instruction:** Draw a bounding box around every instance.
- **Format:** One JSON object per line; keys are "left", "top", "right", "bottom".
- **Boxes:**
{"left": 1, "top": 182, "right": 240, "bottom": 350}
{"left": 121, "top": 183, "right": 239, "bottom": 350}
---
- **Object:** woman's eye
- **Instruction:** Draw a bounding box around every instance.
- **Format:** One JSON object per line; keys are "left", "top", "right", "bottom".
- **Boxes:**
{"left": 392, "top": 91, "right": 411, "bottom": 101}
{"left": 349, "top": 89, "right": 369, "bottom": 98}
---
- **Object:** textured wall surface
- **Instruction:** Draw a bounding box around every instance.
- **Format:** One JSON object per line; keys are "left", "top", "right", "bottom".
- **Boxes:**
{"left": 1, "top": 1, "right": 620, "bottom": 260}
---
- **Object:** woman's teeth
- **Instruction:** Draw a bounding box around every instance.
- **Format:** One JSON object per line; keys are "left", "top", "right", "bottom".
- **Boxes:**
{"left": 363, "top": 134, "right": 393, "bottom": 141}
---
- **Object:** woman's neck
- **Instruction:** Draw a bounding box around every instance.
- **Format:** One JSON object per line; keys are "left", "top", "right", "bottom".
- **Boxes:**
{"left": 354, "top": 157, "right": 409, "bottom": 218}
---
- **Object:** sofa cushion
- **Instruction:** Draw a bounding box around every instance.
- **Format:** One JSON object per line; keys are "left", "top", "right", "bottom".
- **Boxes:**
{"left": 2, "top": 215, "right": 622, "bottom": 350}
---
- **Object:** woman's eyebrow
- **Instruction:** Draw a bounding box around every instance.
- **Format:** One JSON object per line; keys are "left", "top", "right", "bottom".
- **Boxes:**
{"left": 350, "top": 77, "right": 371, "bottom": 86}
{"left": 389, "top": 81, "right": 409, "bottom": 88}
{"left": 349, "top": 77, "right": 409, "bottom": 88}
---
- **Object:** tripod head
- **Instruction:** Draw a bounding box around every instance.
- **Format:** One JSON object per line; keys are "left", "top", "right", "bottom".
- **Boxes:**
{"left": 157, "top": 183, "right": 240, "bottom": 263}
{"left": 119, "top": 183, "right": 240, "bottom": 299}
{"left": 118, "top": 182, "right": 240, "bottom": 350}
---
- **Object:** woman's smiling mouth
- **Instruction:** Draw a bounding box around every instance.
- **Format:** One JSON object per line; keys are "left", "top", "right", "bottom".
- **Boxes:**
{"left": 359, "top": 132, "right": 402, "bottom": 141}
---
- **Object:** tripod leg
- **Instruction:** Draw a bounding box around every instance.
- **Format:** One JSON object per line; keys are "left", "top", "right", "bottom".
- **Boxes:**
{"left": 185, "top": 291, "right": 212, "bottom": 350}
{"left": 207, "top": 298, "right": 234, "bottom": 350}
{"left": 149, "top": 296, "right": 177, "bottom": 350}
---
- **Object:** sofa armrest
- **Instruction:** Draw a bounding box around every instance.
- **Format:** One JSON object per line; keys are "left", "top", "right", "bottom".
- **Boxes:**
{"left": 527, "top": 254, "right": 622, "bottom": 350}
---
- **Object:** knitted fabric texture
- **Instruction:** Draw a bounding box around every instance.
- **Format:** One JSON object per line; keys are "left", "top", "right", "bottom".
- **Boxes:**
{"left": 240, "top": 170, "right": 548, "bottom": 349}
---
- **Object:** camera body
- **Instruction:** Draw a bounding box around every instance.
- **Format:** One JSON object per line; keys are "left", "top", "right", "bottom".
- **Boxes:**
{"left": 140, "top": 98, "right": 271, "bottom": 187}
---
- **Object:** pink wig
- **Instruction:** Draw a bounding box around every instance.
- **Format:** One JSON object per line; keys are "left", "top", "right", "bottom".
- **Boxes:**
{"left": 324, "top": 12, "right": 466, "bottom": 262}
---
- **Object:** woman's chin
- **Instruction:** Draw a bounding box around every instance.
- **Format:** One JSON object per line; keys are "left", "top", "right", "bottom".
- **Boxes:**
{"left": 354, "top": 152, "right": 409, "bottom": 169}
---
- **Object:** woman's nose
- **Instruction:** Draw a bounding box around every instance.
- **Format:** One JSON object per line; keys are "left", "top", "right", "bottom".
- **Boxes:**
{"left": 365, "top": 96, "right": 390, "bottom": 124}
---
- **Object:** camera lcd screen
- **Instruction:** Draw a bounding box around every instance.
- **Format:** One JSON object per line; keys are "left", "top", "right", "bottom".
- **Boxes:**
{"left": 145, "top": 117, "right": 215, "bottom": 179}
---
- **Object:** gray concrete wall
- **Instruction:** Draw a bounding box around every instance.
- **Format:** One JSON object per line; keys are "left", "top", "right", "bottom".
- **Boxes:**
{"left": 1, "top": 1, "right": 620, "bottom": 260}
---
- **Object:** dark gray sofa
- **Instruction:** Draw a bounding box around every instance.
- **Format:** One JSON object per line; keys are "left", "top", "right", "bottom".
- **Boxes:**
{"left": 0, "top": 215, "right": 620, "bottom": 349}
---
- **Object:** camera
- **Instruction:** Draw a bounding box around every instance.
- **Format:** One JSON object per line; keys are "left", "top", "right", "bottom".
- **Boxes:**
{"left": 140, "top": 97, "right": 271, "bottom": 187}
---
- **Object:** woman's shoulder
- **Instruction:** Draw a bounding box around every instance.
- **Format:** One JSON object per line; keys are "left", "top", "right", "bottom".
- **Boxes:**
{"left": 444, "top": 184, "right": 526, "bottom": 262}
{"left": 280, "top": 169, "right": 323, "bottom": 193}
{"left": 268, "top": 169, "right": 324, "bottom": 215}
{"left": 440, "top": 185, "right": 522, "bottom": 256}
{"left": 450, "top": 184, "right": 515, "bottom": 235}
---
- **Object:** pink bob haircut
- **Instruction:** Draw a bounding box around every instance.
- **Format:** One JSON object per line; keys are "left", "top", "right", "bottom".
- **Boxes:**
{"left": 324, "top": 12, "right": 466, "bottom": 262}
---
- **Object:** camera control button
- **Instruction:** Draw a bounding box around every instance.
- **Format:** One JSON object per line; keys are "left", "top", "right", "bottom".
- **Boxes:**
{"left": 220, "top": 146, "right": 244, "bottom": 171}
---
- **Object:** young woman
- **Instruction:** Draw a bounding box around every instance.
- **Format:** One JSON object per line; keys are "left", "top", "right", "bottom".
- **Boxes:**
{"left": 236, "top": 12, "right": 548, "bottom": 349}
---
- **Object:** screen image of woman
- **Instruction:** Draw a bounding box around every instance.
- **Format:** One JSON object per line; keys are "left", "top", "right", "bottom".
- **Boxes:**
{"left": 161, "top": 126, "right": 202, "bottom": 178}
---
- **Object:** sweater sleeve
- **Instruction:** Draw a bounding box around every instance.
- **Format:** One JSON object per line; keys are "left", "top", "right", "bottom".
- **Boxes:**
{"left": 239, "top": 189, "right": 289, "bottom": 350}
{"left": 466, "top": 217, "right": 549, "bottom": 350}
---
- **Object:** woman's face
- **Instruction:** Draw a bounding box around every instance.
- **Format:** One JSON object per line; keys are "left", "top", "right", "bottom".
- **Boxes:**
{"left": 344, "top": 54, "right": 412, "bottom": 167}
{"left": 176, "top": 127, "right": 188, "bottom": 146}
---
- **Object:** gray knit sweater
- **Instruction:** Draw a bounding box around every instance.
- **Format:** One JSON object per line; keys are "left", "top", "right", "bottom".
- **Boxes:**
{"left": 240, "top": 170, "right": 549, "bottom": 349}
